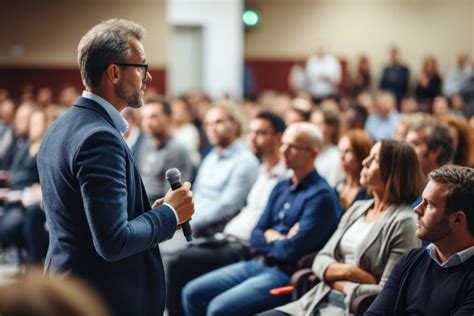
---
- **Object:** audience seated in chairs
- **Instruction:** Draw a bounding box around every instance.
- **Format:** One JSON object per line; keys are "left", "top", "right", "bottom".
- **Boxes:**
{"left": 181, "top": 122, "right": 340, "bottom": 316}
{"left": 259, "top": 139, "right": 424, "bottom": 316}
{"left": 166, "top": 111, "right": 288, "bottom": 316}
{"left": 0, "top": 108, "right": 49, "bottom": 264}
{"left": 366, "top": 165, "right": 474, "bottom": 315}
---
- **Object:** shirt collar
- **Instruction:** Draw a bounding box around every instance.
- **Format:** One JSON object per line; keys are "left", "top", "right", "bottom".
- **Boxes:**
{"left": 426, "top": 244, "right": 474, "bottom": 268}
{"left": 287, "top": 169, "right": 318, "bottom": 191}
{"left": 82, "top": 91, "right": 129, "bottom": 135}
{"left": 268, "top": 160, "right": 290, "bottom": 179}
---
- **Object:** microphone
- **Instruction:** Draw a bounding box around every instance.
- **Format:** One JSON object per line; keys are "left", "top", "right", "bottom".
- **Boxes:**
{"left": 165, "top": 168, "right": 193, "bottom": 242}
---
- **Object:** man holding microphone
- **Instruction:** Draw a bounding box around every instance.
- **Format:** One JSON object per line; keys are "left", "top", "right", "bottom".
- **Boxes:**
{"left": 37, "top": 19, "right": 194, "bottom": 316}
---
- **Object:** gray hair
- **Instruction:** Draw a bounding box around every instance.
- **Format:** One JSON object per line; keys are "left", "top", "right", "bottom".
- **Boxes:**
{"left": 288, "top": 122, "right": 323, "bottom": 149}
{"left": 77, "top": 18, "right": 146, "bottom": 87}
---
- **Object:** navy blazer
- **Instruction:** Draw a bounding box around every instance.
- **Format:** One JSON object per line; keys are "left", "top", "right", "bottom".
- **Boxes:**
{"left": 37, "top": 97, "right": 177, "bottom": 316}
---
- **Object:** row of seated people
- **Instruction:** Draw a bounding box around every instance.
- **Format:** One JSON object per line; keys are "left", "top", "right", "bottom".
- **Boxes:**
{"left": 124, "top": 88, "right": 473, "bottom": 232}
{"left": 0, "top": 84, "right": 467, "bottom": 266}
{"left": 0, "top": 105, "right": 50, "bottom": 264}
{"left": 0, "top": 85, "right": 470, "bottom": 271}
{"left": 164, "top": 109, "right": 472, "bottom": 315}
{"left": 0, "top": 88, "right": 459, "bottom": 251}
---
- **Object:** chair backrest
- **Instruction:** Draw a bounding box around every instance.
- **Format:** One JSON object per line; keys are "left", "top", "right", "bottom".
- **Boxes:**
{"left": 295, "top": 251, "right": 317, "bottom": 269}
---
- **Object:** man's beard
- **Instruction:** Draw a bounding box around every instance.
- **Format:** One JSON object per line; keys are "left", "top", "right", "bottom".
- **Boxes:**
{"left": 417, "top": 215, "right": 451, "bottom": 243}
{"left": 117, "top": 78, "right": 143, "bottom": 108}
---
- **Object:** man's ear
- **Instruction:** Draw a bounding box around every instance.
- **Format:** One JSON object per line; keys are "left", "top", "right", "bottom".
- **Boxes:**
{"left": 452, "top": 210, "right": 466, "bottom": 226}
{"left": 105, "top": 64, "right": 122, "bottom": 85}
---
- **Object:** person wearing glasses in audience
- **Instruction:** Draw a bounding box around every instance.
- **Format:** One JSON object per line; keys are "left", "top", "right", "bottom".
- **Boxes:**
{"left": 37, "top": 19, "right": 194, "bottom": 316}
{"left": 181, "top": 122, "right": 340, "bottom": 316}
{"left": 260, "top": 139, "right": 423, "bottom": 316}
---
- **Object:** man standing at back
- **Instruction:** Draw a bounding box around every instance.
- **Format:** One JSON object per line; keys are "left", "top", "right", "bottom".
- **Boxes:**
{"left": 37, "top": 19, "right": 194, "bottom": 316}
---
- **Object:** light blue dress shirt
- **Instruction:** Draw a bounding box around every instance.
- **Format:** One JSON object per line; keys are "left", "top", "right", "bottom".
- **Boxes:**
{"left": 191, "top": 139, "right": 260, "bottom": 232}
{"left": 426, "top": 244, "right": 474, "bottom": 268}
{"left": 364, "top": 111, "right": 401, "bottom": 141}
{"left": 82, "top": 91, "right": 129, "bottom": 135}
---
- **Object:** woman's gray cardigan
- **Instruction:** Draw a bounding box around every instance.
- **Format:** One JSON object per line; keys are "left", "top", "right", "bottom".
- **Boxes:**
{"left": 276, "top": 199, "right": 420, "bottom": 315}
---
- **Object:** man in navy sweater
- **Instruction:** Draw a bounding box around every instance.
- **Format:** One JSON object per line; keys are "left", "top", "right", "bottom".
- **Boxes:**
{"left": 365, "top": 165, "right": 474, "bottom": 315}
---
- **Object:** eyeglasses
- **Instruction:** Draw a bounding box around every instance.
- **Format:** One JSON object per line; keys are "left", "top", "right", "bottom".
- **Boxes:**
{"left": 112, "top": 63, "right": 149, "bottom": 79}
{"left": 281, "top": 142, "right": 313, "bottom": 152}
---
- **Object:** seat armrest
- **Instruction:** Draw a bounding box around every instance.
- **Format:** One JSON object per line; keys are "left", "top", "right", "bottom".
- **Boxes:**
{"left": 350, "top": 293, "right": 377, "bottom": 315}
{"left": 290, "top": 268, "right": 320, "bottom": 299}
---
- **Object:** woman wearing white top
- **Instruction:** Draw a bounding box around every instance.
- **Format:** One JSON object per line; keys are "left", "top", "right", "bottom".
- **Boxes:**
{"left": 260, "top": 139, "right": 425, "bottom": 316}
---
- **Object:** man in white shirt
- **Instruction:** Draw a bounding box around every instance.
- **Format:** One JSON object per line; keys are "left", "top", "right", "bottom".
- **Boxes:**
{"left": 305, "top": 45, "right": 342, "bottom": 103}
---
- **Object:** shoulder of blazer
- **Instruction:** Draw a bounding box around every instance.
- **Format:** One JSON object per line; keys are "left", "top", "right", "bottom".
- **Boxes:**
{"left": 74, "top": 97, "right": 116, "bottom": 129}
{"left": 388, "top": 204, "right": 417, "bottom": 222}
{"left": 343, "top": 199, "right": 374, "bottom": 226}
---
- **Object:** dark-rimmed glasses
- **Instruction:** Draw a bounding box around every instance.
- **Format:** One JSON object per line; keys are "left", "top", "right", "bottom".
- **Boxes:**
{"left": 112, "top": 63, "right": 148, "bottom": 79}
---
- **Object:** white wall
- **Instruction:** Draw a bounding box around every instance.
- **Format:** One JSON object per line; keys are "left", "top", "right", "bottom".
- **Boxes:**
{"left": 245, "top": 0, "right": 474, "bottom": 84}
{"left": 167, "top": 0, "right": 244, "bottom": 99}
{"left": 0, "top": 0, "right": 168, "bottom": 67}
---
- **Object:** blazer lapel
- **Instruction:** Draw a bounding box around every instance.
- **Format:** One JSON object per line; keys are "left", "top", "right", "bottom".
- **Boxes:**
{"left": 354, "top": 204, "right": 397, "bottom": 264}
{"left": 332, "top": 200, "right": 373, "bottom": 261}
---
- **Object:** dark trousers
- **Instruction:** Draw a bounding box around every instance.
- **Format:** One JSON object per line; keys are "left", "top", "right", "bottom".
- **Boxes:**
{"left": 0, "top": 203, "right": 48, "bottom": 264}
{"left": 0, "top": 204, "right": 24, "bottom": 248}
{"left": 166, "top": 237, "right": 251, "bottom": 316}
{"left": 23, "top": 204, "right": 48, "bottom": 263}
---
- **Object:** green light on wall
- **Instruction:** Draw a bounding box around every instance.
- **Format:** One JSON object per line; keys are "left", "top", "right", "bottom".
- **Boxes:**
{"left": 242, "top": 10, "right": 259, "bottom": 27}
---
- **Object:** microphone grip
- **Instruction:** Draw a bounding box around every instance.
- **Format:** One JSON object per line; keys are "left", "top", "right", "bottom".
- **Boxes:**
{"left": 169, "top": 182, "right": 193, "bottom": 242}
